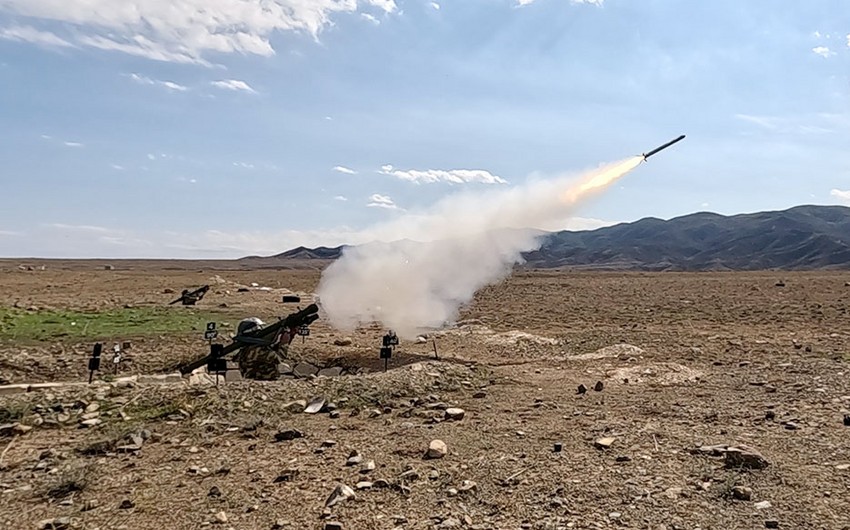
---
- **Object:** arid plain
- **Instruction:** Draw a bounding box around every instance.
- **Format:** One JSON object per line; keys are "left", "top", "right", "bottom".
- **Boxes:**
{"left": 1, "top": 261, "right": 848, "bottom": 530}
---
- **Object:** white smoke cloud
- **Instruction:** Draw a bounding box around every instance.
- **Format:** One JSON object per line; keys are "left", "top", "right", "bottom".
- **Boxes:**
{"left": 380, "top": 165, "right": 507, "bottom": 185}
{"left": 317, "top": 156, "right": 643, "bottom": 338}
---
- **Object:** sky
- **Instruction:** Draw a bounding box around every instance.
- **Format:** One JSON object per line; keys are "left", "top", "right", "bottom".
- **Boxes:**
{"left": 0, "top": 0, "right": 849, "bottom": 258}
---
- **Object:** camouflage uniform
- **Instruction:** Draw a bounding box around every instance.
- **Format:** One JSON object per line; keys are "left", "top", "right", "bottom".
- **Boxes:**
{"left": 237, "top": 343, "right": 289, "bottom": 380}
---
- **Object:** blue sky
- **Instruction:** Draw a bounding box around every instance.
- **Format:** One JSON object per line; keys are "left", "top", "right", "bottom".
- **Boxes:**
{"left": 1, "top": 0, "right": 849, "bottom": 258}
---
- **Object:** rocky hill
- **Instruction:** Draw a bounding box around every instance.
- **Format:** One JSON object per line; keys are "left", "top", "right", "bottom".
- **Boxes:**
{"left": 270, "top": 205, "right": 850, "bottom": 271}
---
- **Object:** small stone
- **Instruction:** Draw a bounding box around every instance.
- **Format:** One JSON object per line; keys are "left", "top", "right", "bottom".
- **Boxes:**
{"left": 765, "top": 520, "right": 779, "bottom": 529}
{"left": 426, "top": 439, "right": 448, "bottom": 459}
{"left": 274, "top": 429, "right": 303, "bottom": 442}
{"left": 553, "top": 443, "right": 563, "bottom": 452}
{"left": 208, "top": 486, "right": 222, "bottom": 497}
{"left": 284, "top": 400, "right": 307, "bottom": 413}
{"left": 214, "top": 511, "right": 228, "bottom": 523}
{"left": 81, "top": 500, "right": 99, "bottom": 512}
{"left": 473, "top": 391, "right": 487, "bottom": 399}
{"left": 79, "top": 419, "right": 102, "bottom": 428}
{"left": 577, "top": 384, "right": 587, "bottom": 394}
{"left": 119, "top": 499, "right": 134, "bottom": 509}
{"left": 85, "top": 403, "right": 100, "bottom": 413}
{"left": 321, "top": 440, "right": 337, "bottom": 448}
{"left": 731, "top": 486, "right": 753, "bottom": 501}
{"left": 329, "top": 411, "right": 340, "bottom": 419}
{"left": 38, "top": 518, "right": 71, "bottom": 530}
{"left": 333, "top": 338, "right": 353, "bottom": 346}
{"left": 271, "top": 520, "right": 288, "bottom": 529}
{"left": 594, "top": 437, "right": 615, "bottom": 449}
{"left": 304, "top": 397, "right": 326, "bottom": 414}
{"left": 346, "top": 452, "right": 363, "bottom": 466}
{"left": 324, "top": 523, "right": 344, "bottom": 530}
{"left": 355, "top": 481, "right": 373, "bottom": 490}
{"left": 188, "top": 446, "right": 200, "bottom": 453}
{"left": 835, "top": 464, "right": 850, "bottom": 471}
{"left": 608, "top": 512, "right": 621, "bottom": 520}
{"left": 444, "top": 408, "right": 465, "bottom": 421}
{"left": 11, "top": 423, "right": 32, "bottom": 435}
{"left": 844, "top": 415, "right": 850, "bottom": 426}
{"left": 765, "top": 410, "right": 775, "bottom": 421}
{"left": 458, "top": 480, "right": 477, "bottom": 492}
{"left": 754, "top": 500, "right": 772, "bottom": 510}
{"left": 368, "top": 409, "right": 382, "bottom": 418}
{"left": 325, "top": 484, "right": 355, "bottom": 507}
{"left": 360, "top": 460, "right": 375, "bottom": 474}
{"left": 725, "top": 445, "right": 769, "bottom": 469}
{"left": 783, "top": 422, "right": 799, "bottom": 430}
{"left": 593, "top": 381, "right": 604, "bottom": 392}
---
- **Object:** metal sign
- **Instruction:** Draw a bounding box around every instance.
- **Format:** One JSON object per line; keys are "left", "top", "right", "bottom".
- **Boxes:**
{"left": 204, "top": 322, "right": 218, "bottom": 340}
{"left": 297, "top": 325, "right": 311, "bottom": 336}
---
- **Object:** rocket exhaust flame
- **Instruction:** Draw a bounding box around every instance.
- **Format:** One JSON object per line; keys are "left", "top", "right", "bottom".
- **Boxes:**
{"left": 317, "top": 138, "right": 683, "bottom": 338}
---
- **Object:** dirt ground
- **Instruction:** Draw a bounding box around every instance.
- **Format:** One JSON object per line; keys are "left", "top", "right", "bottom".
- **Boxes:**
{"left": 1, "top": 262, "right": 849, "bottom": 530}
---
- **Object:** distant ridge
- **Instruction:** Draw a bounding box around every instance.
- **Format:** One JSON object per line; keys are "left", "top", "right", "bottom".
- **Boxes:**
{"left": 262, "top": 205, "right": 850, "bottom": 271}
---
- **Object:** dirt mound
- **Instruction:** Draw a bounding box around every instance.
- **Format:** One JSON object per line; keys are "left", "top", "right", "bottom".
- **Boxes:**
{"left": 569, "top": 343, "right": 645, "bottom": 360}
{"left": 607, "top": 362, "right": 702, "bottom": 385}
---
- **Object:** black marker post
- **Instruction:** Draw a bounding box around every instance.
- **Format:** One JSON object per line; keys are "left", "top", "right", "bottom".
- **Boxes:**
{"left": 88, "top": 343, "right": 102, "bottom": 384}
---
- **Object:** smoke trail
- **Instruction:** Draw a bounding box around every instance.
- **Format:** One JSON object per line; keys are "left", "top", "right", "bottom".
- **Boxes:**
{"left": 316, "top": 156, "right": 644, "bottom": 338}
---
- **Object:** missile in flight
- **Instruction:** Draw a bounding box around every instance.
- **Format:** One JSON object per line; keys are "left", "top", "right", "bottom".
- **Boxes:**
{"left": 642, "top": 135, "right": 686, "bottom": 160}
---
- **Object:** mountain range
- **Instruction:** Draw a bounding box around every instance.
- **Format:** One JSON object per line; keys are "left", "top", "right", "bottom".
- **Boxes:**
{"left": 266, "top": 205, "right": 850, "bottom": 271}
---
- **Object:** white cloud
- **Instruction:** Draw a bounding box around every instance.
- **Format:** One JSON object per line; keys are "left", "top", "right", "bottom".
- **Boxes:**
{"left": 334, "top": 195, "right": 348, "bottom": 201}
{"left": 380, "top": 164, "right": 507, "bottom": 185}
{"left": 233, "top": 161, "right": 255, "bottom": 169}
{"left": 0, "top": 1, "right": 395, "bottom": 65}
{"left": 430, "top": 2, "right": 440, "bottom": 9}
{"left": 0, "top": 25, "right": 74, "bottom": 47}
{"left": 846, "top": 34, "right": 850, "bottom": 47}
{"left": 63, "top": 141, "right": 84, "bottom": 147}
{"left": 367, "top": 193, "right": 398, "bottom": 209}
{"left": 366, "top": 0, "right": 396, "bottom": 12}
{"left": 333, "top": 165, "right": 357, "bottom": 174}
{"left": 518, "top": 0, "right": 602, "bottom": 5}
{"left": 734, "top": 113, "right": 836, "bottom": 135}
{"left": 111, "top": 164, "right": 124, "bottom": 170}
{"left": 812, "top": 46, "right": 834, "bottom": 58}
{"left": 47, "top": 223, "right": 112, "bottom": 233}
{"left": 127, "top": 73, "right": 188, "bottom": 91}
{"left": 0, "top": 230, "right": 21, "bottom": 237}
{"left": 40, "top": 134, "right": 51, "bottom": 140}
{"left": 147, "top": 154, "right": 156, "bottom": 160}
{"left": 361, "top": 13, "right": 379, "bottom": 24}
{"left": 211, "top": 79, "right": 256, "bottom": 93}
{"left": 831, "top": 189, "right": 850, "bottom": 205}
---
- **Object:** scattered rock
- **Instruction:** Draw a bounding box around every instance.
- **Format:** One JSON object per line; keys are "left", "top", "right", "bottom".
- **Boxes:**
{"left": 472, "top": 391, "right": 487, "bottom": 399}
{"left": 274, "top": 429, "right": 303, "bottom": 442}
{"left": 324, "top": 522, "right": 344, "bottom": 530}
{"left": 38, "top": 518, "right": 71, "bottom": 530}
{"left": 208, "top": 486, "right": 222, "bottom": 497}
{"left": 426, "top": 439, "right": 448, "bottom": 459}
{"left": 577, "top": 384, "right": 587, "bottom": 395}
{"left": 304, "top": 397, "right": 326, "bottom": 414}
{"left": 325, "top": 484, "right": 355, "bottom": 508}
{"left": 119, "top": 499, "right": 134, "bottom": 509}
{"left": 293, "top": 363, "right": 319, "bottom": 378}
{"left": 731, "top": 485, "right": 753, "bottom": 501}
{"left": 317, "top": 367, "right": 343, "bottom": 378}
{"left": 214, "top": 511, "right": 228, "bottom": 523}
{"left": 360, "top": 460, "right": 375, "bottom": 474}
{"left": 754, "top": 500, "right": 773, "bottom": 510}
{"left": 346, "top": 452, "right": 363, "bottom": 466}
{"left": 458, "top": 480, "right": 477, "bottom": 492}
{"left": 321, "top": 440, "right": 337, "bottom": 448}
{"left": 355, "top": 481, "right": 373, "bottom": 490}
{"left": 724, "top": 445, "right": 770, "bottom": 469}
{"left": 594, "top": 437, "right": 615, "bottom": 450}
{"left": 271, "top": 520, "right": 288, "bottom": 529}
{"left": 765, "top": 520, "right": 779, "bottom": 529}
{"left": 81, "top": 500, "right": 98, "bottom": 512}
{"left": 333, "top": 338, "right": 353, "bottom": 346}
{"left": 844, "top": 414, "right": 850, "bottom": 427}
{"left": 79, "top": 419, "right": 102, "bottom": 428}
{"left": 553, "top": 443, "right": 563, "bottom": 453}
{"left": 593, "top": 381, "right": 604, "bottom": 392}
{"left": 283, "top": 400, "right": 307, "bottom": 413}
{"left": 836, "top": 464, "right": 850, "bottom": 471}
{"left": 444, "top": 408, "right": 465, "bottom": 421}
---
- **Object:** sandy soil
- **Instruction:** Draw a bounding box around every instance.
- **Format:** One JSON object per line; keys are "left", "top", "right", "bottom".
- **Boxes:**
{"left": 0, "top": 262, "right": 849, "bottom": 530}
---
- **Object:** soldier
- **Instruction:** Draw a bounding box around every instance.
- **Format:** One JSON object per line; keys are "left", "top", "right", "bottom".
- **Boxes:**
{"left": 234, "top": 317, "right": 298, "bottom": 380}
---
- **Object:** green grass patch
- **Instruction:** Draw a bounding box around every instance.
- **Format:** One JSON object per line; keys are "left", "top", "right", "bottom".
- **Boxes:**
{"left": 0, "top": 307, "right": 227, "bottom": 342}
